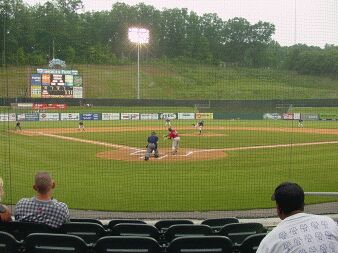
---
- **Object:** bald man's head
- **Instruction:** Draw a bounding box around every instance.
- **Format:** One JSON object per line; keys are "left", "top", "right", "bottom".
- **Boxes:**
{"left": 33, "top": 172, "right": 55, "bottom": 194}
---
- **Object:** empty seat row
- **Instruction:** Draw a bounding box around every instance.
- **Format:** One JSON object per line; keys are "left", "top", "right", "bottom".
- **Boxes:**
{"left": 70, "top": 217, "right": 240, "bottom": 232}
{"left": 0, "top": 231, "right": 267, "bottom": 253}
{"left": 0, "top": 221, "right": 266, "bottom": 245}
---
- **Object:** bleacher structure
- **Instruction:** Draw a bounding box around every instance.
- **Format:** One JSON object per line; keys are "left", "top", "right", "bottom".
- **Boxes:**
{"left": 0, "top": 219, "right": 267, "bottom": 253}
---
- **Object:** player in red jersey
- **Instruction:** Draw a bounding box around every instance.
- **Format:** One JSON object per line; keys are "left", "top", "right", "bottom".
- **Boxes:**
{"left": 166, "top": 128, "right": 180, "bottom": 155}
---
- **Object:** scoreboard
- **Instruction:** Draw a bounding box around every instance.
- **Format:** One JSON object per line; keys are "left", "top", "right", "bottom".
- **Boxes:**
{"left": 31, "top": 69, "right": 83, "bottom": 98}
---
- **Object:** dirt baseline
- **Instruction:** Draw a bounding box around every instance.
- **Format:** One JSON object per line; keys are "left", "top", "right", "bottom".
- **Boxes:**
{"left": 14, "top": 125, "right": 338, "bottom": 162}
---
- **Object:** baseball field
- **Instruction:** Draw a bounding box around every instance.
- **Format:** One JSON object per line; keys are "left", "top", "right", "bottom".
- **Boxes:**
{"left": 1, "top": 116, "right": 337, "bottom": 212}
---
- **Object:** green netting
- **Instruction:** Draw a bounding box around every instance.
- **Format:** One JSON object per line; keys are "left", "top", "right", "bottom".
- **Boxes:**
{"left": 0, "top": 0, "right": 337, "bottom": 222}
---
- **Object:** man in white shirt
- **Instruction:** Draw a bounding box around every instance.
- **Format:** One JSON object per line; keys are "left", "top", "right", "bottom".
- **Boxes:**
{"left": 257, "top": 182, "right": 338, "bottom": 253}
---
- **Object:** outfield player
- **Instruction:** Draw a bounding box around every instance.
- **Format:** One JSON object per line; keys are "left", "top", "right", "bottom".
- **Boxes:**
{"left": 78, "top": 121, "right": 85, "bottom": 131}
{"left": 166, "top": 127, "right": 180, "bottom": 155}
{"left": 193, "top": 120, "right": 204, "bottom": 135}
{"left": 144, "top": 131, "right": 159, "bottom": 161}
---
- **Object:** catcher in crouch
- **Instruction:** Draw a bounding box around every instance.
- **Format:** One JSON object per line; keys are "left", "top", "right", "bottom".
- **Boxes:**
{"left": 144, "top": 131, "right": 159, "bottom": 161}
{"left": 166, "top": 128, "right": 180, "bottom": 155}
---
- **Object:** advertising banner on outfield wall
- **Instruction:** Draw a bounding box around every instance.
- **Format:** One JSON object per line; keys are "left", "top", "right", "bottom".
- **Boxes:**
{"left": 263, "top": 113, "right": 282, "bottom": 120}
{"left": 293, "top": 113, "right": 301, "bottom": 120}
{"left": 121, "top": 113, "right": 140, "bottom": 120}
{"left": 60, "top": 113, "right": 80, "bottom": 121}
{"left": 80, "top": 113, "right": 101, "bottom": 120}
{"left": 319, "top": 114, "right": 337, "bottom": 120}
{"left": 178, "top": 113, "right": 195, "bottom": 120}
{"left": 140, "top": 113, "right": 159, "bottom": 120}
{"left": 0, "top": 113, "right": 16, "bottom": 121}
{"left": 39, "top": 113, "right": 60, "bottom": 121}
{"left": 17, "top": 113, "right": 39, "bottom": 121}
{"left": 301, "top": 114, "right": 319, "bottom": 121}
{"left": 282, "top": 113, "right": 294, "bottom": 120}
{"left": 195, "top": 113, "right": 213, "bottom": 119}
{"left": 102, "top": 113, "right": 120, "bottom": 120}
{"left": 159, "top": 113, "right": 177, "bottom": 120}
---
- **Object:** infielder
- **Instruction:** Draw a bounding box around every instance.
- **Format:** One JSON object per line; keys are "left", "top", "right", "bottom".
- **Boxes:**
{"left": 145, "top": 131, "right": 159, "bottom": 161}
{"left": 298, "top": 119, "right": 304, "bottom": 128}
{"left": 78, "top": 121, "right": 85, "bottom": 131}
{"left": 166, "top": 128, "right": 180, "bottom": 155}
{"left": 193, "top": 120, "right": 204, "bottom": 135}
{"left": 164, "top": 116, "right": 171, "bottom": 127}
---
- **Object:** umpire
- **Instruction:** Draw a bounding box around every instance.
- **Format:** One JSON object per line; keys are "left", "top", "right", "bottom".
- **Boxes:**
{"left": 145, "top": 131, "right": 159, "bottom": 161}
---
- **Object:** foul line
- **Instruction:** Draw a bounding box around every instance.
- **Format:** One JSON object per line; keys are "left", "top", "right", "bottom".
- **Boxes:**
{"left": 37, "top": 132, "right": 141, "bottom": 151}
{"left": 193, "top": 140, "right": 338, "bottom": 153}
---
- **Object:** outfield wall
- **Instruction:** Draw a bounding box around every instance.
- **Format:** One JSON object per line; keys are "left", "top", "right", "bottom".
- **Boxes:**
{"left": 0, "top": 112, "right": 336, "bottom": 122}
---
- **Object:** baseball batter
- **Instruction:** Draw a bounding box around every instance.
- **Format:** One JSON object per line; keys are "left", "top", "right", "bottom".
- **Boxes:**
{"left": 145, "top": 131, "right": 159, "bottom": 161}
{"left": 166, "top": 128, "right": 180, "bottom": 155}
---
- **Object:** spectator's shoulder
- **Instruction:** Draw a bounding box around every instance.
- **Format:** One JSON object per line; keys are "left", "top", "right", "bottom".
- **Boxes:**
{"left": 53, "top": 200, "right": 69, "bottom": 209}
{"left": 16, "top": 197, "right": 31, "bottom": 205}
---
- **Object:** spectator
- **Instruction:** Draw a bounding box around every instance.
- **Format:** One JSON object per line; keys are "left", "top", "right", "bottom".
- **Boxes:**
{"left": 15, "top": 172, "right": 70, "bottom": 229}
{"left": 257, "top": 182, "right": 338, "bottom": 253}
{"left": 0, "top": 177, "right": 12, "bottom": 222}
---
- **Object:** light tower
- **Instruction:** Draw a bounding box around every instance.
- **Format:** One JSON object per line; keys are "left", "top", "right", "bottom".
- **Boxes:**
{"left": 128, "top": 27, "right": 149, "bottom": 99}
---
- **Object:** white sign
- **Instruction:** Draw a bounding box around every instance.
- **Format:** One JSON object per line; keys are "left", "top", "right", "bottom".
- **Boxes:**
{"left": 0, "top": 113, "right": 16, "bottom": 122}
{"left": 121, "top": 113, "right": 140, "bottom": 120}
{"left": 39, "top": 113, "right": 60, "bottom": 121}
{"left": 159, "top": 113, "right": 177, "bottom": 120}
{"left": 178, "top": 113, "right": 195, "bottom": 120}
{"left": 60, "top": 113, "right": 80, "bottom": 121}
{"left": 293, "top": 113, "right": 301, "bottom": 120}
{"left": 102, "top": 113, "right": 120, "bottom": 120}
{"left": 17, "top": 113, "right": 26, "bottom": 121}
{"left": 73, "top": 87, "right": 83, "bottom": 98}
{"left": 140, "top": 113, "right": 158, "bottom": 120}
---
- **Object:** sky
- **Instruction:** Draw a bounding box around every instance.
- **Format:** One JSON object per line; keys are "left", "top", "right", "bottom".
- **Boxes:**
{"left": 23, "top": 0, "right": 338, "bottom": 47}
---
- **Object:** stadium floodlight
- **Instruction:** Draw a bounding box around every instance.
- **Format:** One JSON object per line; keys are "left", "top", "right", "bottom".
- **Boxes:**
{"left": 128, "top": 27, "right": 149, "bottom": 99}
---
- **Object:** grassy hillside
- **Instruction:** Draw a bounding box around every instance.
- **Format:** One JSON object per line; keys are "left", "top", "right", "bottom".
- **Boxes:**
{"left": 1, "top": 63, "right": 337, "bottom": 99}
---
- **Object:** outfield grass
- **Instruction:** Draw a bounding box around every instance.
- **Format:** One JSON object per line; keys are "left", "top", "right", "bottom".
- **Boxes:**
{"left": 1, "top": 63, "right": 338, "bottom": 99}
{"left": 1, "top": 119, "right": 337, "bottom": 212}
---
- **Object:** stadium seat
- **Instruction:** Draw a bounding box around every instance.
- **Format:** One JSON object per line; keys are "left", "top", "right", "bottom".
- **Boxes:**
{"left": 201, "top": 217, "right": 239, "bottom": 232}
{"left": 70, "top": 218, "right": 104, "bottom": 226}
{"left": 107, "top": 219, "right": 146, "bottom": 230}
{"left": 3, "top": 221, "right": 54, "bottom": 241}
{"left": 60, "top": 222, "right": 107, "bottom": 244}
{"left": 217, "top": 223, "right": 266, "bottom": 245}
{"left": 167, "top": 235, "right": 233, "bottom": 253}
{"left": 110, "top": 223, "right": 161, "bottom": 241}
{"left": 237, "top": 233, "right": 267, "bottom": 253}
{"left": 24, "top": 233, "right": 88, "bottom": 253}
{"left": 164, "top": 224, "right": 213, "bottom": 243}
{"left": 94, "top": 236, "right": 162, "bottom": 253}
{"left": 154, "top": 219, "right": 194, "bottom": 233}
{"left": 0, "top": 231, "right": 22, "bottom": 253}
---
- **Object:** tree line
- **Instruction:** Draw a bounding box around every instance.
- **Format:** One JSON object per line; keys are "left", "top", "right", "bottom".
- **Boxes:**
{"left": 0, "top": 0, "right": 337, "bottom": 78}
